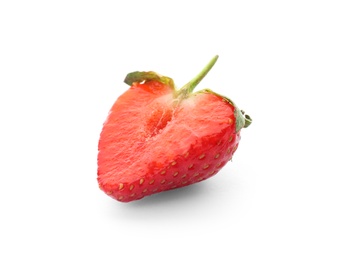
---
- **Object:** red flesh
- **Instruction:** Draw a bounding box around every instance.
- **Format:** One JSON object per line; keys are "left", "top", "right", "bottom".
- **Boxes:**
{"left": 97, "top": 80, "right": 240, "bottom": 202}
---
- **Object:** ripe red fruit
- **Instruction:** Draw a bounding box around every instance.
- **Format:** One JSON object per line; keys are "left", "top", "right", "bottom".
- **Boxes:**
{"left": 97, "top": 56, "right": 251, "bottom": 202}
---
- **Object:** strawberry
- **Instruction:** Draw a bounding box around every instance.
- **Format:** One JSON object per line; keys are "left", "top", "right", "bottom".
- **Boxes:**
{"left": 97, "top": 56, "right": 251, "bottom": 202}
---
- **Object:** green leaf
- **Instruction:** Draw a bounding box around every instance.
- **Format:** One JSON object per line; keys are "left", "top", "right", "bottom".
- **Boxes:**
{"left": 124, "top": 71, "right": 175, "bottom": 89}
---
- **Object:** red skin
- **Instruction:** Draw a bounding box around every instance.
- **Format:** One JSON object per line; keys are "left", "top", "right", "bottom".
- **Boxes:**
{"left": 97, "top": 81, "right": 240, "bottom": 202}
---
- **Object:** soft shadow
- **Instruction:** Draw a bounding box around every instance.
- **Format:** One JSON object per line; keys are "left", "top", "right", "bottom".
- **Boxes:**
{"left": 108, "top": 177, "right": 236, "bottom": 222}
{"left": 126, "top": 182, "right": 210, "bottom": 207}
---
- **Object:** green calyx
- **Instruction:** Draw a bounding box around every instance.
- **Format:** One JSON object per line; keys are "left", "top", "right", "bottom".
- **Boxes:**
{"left": 235, "top": 109, "right": 252, "bottom": 132}
{"left": 123, "top": 55, "right": 252, "bottom": 132}
{"left": 124, "top": 71, "right": 175, "bottom": 89}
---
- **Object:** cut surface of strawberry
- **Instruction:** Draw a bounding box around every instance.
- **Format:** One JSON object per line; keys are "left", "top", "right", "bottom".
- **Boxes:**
{"left": 97, "top": 56, "right": 251, "bottom": 202}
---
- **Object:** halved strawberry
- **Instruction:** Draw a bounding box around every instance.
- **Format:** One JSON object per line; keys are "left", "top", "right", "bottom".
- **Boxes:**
{"left": 97, "top": 56, "right": 251, "bottom": 202}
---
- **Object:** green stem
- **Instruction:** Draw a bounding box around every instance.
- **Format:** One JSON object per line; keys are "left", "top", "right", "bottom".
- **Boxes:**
{"left": 177, "top": 55, "right": 219, "bottom": 98}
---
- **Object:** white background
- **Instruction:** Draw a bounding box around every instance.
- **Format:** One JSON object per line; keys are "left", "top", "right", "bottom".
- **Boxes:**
{"left": 1, "top": 0, "right": 338, "bottom": 259}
